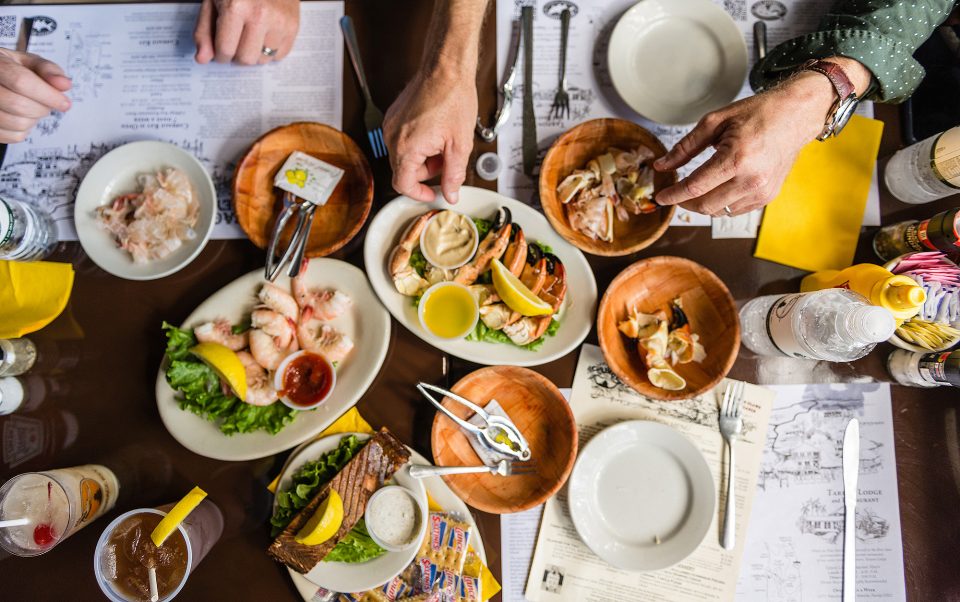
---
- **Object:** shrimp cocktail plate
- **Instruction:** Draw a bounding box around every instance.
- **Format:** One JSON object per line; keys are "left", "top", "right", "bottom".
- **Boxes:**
{"left": 364, "top": 186, "right": 597, "bottom": 367}
{"left": 154, "top": 258, "right": 390, "bottom": 461}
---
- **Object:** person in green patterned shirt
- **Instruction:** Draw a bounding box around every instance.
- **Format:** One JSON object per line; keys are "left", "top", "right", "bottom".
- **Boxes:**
{"left": 655, "top": 0, "right": 957, "bottom": 217}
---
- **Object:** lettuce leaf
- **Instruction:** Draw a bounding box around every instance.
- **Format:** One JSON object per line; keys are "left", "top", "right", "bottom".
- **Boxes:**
{"left": 269, "top": 435, "right": 366, "bottom": 536}
{"left": 323, "top": 519, "right": 387, "bottom": 563}
{"left": 465, "top": 316, "right": 561, "bottom": 352}
{"left": 162, "top": 322, "right": 296, "bottom": 436}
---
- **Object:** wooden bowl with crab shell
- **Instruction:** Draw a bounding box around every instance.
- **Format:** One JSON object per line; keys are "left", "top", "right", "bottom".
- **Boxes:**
{"left": 539, "top": 118, "right": 676, "bottom": 257}
{"left": 597, "top": 256, "right": 740, "bottom": 401}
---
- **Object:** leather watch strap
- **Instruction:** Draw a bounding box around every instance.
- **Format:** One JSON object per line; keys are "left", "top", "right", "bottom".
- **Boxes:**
{"left": 800, "top": 59, "right": 855, "bottom": 100}
{"left": 521, "top": 6, "right": 537, "bottom": 177}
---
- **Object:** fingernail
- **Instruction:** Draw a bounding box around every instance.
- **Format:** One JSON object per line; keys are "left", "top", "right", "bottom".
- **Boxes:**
{"left": 447, "top": 191, "right": 459, "bottom": 204}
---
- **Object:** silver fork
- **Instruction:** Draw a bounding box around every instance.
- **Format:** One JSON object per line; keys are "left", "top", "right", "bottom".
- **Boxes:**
{"left": 719, "top": 380, "right": 745, "bottom": 550}
{"left": 408, "top": 459, "right": 538, "bottom": 479}
{"left": 548, "top": 9, "right": 571, "bottom": 121}
{"left": 340, "top": 16, "right": 388, "bottom": 159}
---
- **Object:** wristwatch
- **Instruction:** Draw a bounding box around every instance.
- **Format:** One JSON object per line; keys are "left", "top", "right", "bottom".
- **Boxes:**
{"left": 798, "top": 59, "right": 860, "bottom": 141}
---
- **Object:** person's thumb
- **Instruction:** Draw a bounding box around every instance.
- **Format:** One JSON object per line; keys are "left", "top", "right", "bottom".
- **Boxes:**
{"left": 440, "top": 140, "right": 470, "bottom": 205}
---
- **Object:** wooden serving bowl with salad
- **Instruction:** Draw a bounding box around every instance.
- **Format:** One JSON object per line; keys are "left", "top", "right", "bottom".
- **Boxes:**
{"left": 598, "top": 256, "right": 739, "bottom": 401}
{"left": 539, "top": 118, "right": 676, "bottom": 257}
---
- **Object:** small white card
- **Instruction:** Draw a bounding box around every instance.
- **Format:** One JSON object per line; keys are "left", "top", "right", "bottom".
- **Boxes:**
{"left": 711, "top": 209, "right": 763, "bottom": 239}
{"left": 273, "top": 151, "right": 344, "bottom": 206}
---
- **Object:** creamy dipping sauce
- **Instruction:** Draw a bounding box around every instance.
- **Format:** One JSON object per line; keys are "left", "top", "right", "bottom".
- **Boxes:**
{"left": 365, "top": 487, "right": 421, "bottom": 548}
{"left": 420, "top": 210, "right": 478, "bottom": 269}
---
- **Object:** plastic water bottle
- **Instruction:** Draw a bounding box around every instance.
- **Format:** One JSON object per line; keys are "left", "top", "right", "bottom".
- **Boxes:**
{"left": 740, "top": 289, "right": 896, "bottom": 361}
{"left": 888, "top": 349, "right": 960, "bottom": 388}
{"left": 0, "top": 197, "right": 58, "bottom": 261}
{"left": 884, "top": 127, "right": 960, "bottom": 204}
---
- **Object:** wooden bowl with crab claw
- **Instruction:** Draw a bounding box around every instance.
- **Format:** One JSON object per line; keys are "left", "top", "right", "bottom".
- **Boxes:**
{"left": 539, "top": 118, "right": 677, "bottom": 257}
{"left": 597, "top": 256, "right": 740, "bottom": 401}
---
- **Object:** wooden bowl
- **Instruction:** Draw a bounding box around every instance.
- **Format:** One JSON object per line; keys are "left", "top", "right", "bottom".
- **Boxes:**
{"left": 233, "top": 122, "right": 373, "bottom": 257}
{"left": 597, "top": 256, "right": 740, "bottom": 401}
{"left": 431, "top": 366, "right": 577, "bottom": 514}
{"left": 539, "top": 118, "right": 676, "bottom": 256}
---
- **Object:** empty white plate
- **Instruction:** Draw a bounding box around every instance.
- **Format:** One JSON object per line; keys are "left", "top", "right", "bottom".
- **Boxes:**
{"left": 74, "top": 140, "right": 216, "bottom": 280}
{"left": 568, "top": 420, "right": 715, "bottom": 571}
{"left": 607, "top": 0, "right": 748, "bottom": 125}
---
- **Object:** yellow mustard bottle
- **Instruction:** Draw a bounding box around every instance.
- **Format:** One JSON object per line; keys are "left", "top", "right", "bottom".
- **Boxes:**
{"left": 800, "top": 264, "right": 926, "bottom": 324}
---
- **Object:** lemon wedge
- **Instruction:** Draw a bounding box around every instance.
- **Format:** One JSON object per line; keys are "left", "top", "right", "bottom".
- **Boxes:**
{"left": 151, "top": 486, "right": 207, "bottom": 547}
{"left": 491, "top": 259, "right": 553, "bottom": 317}
{"left": 295, "top": 490, "right": 344, "bottom": 546}
{"left": 190, "top": 342, "right": 247, "bottom": 402}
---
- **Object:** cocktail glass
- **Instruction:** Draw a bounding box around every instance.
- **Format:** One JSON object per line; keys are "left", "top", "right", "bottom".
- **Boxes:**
{"left": 94, "top": 499, "right": 223, "bottom": 602}
{"left": 0, "top": 464, "right": 118, "bottom": 556}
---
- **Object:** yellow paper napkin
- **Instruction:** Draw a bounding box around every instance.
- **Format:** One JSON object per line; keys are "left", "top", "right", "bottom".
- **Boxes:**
{"left": 0, "top": 260, "right": 75, "bottom": 338}
{"left": 754, "top": 115, "right": 884, "bottom": 272}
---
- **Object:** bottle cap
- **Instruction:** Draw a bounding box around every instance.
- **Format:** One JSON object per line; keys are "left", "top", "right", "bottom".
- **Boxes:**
{"left": 850, "top": 306, "right": 896, "bottom": 342}
{"left": 0, "top": 377, "right": 24, "bottom": 415}
{"left": 475, "top": 152, "right": 502, "bottom": 181}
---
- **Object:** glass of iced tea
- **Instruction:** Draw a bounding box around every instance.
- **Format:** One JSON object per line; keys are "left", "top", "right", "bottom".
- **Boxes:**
{"left": 94, "top": 500, "right": 223, "bottom": 602}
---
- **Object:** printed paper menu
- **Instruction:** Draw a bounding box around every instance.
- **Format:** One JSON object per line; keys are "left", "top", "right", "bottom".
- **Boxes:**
{"left": 0, "top": 2, "right": 344, "bottom": 240}
{"left": 736, "top": 384, "right": 906, "bottom": 601}
{"left": 523, "top": 344, "right": 773, "bottom": 601}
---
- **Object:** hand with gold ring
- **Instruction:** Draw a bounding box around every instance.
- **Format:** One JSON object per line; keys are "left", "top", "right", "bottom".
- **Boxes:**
{"left": 194, "top": 0, "right": 300, "bottom": 66}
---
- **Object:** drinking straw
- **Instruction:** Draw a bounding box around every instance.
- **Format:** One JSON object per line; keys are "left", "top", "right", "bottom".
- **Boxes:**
{"left": 148, "top": 566, "right": 158, "bottom": 602}
{"left": 0, "top": 518, "right": 29, "bottom": 528}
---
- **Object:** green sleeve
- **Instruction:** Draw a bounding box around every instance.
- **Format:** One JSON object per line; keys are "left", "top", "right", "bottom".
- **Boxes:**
{"left": 750, "top": 0, "right": 955, "bottom": 103}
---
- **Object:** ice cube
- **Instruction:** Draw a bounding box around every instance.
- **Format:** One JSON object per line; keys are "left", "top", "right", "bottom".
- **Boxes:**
{"left": 102, "top": 544, "right": 118, "bottom": 580}
{"left": 123, "top": 574, "right": 149, "bottom": 599}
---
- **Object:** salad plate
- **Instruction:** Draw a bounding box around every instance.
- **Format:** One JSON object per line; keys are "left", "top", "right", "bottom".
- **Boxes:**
{"left": 364, "top": 186, "right": 597, "bottom": 367}
{"left": 285, "top": 439, "right": 487, "bottom": 601}
{"left": 273, "top": 433, "right": 427, "bottom": 594}
{"left": 568, "top": 420, "right": 715, "bottom": 571}
{"left": 154, "top": 259, "right": 390, "bottom": 461}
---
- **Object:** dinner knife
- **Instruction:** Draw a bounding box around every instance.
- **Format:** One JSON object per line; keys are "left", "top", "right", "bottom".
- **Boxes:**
{"left": 842, "top": 418, "right": 860, "bottom": 602}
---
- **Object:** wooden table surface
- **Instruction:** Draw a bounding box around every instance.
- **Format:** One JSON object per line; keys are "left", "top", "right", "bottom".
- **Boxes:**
{"left": 1, "top": 1, "right": 959, "bottom": 601}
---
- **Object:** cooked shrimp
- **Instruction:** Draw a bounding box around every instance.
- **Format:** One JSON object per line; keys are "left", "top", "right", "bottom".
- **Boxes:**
{"left": 388, "top": 210, "right": 439, "bottom": 296}
{"left": 194, "top": 319, "right": 248, "bottom": 351}
{"left": 292, "top": 260, "right": 353, "bottom": 320}
{"left": 237, "top": 351, "right": 278, "bottom": 406}
{"left": 503, "top": 255, "right": 567, "bottom": 345}
{"left": 259, "top": 282, "right": 299, "bottom": 322}
{"left": 297, "top": 307, "right": 354, "bottom": 363}
{"left": 249, "top": 309, "right": 298, "bottom": 371}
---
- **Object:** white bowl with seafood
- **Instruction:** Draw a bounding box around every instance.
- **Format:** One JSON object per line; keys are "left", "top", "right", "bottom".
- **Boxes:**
{"left": 154, "top": 259, "right": 390, "bottom": 461}
{"left": 74, "top": 140, "right": 216, "bottom": 280}
{"left": 364, "top": 186, "right": 598, "bottom": 367}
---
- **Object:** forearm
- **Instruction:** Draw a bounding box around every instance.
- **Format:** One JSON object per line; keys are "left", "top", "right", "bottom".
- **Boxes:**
{"left": 419, "top": 0, "right": 490, "bottom": 80}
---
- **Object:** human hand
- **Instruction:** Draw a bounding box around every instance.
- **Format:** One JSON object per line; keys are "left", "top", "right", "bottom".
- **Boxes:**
{"left": 653, "top": 72, "right": 837, "bottom": 217}
{"left": 194, "top": 0, "right": 300, "bottom": 66}
{"left": 383, "top": 71, "right": 478, "bottom": 204}
{"left": 0, "top": 49, "right": 71, "bottom": 144}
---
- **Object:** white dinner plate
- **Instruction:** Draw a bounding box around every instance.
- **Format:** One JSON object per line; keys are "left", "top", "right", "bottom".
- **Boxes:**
{"left": 285, "top": 441, "right": 487, "bottom": 601}
{"left": 154, "top": 259, "right": 390, "bottom": 461}
{"left": 607, "top": 0, "right": 748, "bottom": 125}
{"left": 568, "top": 420, "right": 715, "bottom": 571}
{"left": 364, "top": 186, "right": 597, "bottom": 367}
{"left": 272, "top": 433, "right": 427, "bottom": 593}
{"left": 74, "top": 140, "right": 217, "bottom": 280}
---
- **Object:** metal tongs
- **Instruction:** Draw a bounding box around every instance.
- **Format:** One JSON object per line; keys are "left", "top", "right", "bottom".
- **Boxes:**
{"left": 417, "top": 383, "right": 531, "bottom": 461}
{"left": 476, "top": 17, "right": 525, "bottom": 142}
{"left": 265, "top": 191, "right": 318, "bottom": 281}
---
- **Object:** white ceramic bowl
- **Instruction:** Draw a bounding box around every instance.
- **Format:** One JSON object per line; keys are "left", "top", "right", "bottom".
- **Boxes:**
{"left": 74, "top": 140, "right": 216, "bottom": 280}
{"left": 418, "top": 210, "right": 479, "bottom": 270}
{"left": 417, "top": 281, "right": 480, "bottom": 340}
{"left": 364, "top": 484, "right": 426, "bottom": 552}
{"left": 273, "top": 350, "right": 337, "bottom": 411}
